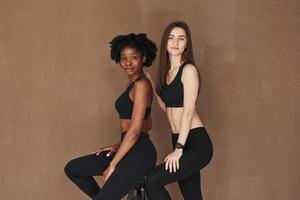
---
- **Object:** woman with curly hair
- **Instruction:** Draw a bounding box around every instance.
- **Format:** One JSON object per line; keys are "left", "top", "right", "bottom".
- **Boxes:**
{"left": 145, "top": 21, "right": 213, "bottom": 200}
{"left": 64, "top": 33, "right": 158, "bottom": 200}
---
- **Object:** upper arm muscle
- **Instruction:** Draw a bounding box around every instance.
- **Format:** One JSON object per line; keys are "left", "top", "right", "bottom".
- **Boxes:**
{"left": 182, "top": 64, "right": 199, "bottom": 112}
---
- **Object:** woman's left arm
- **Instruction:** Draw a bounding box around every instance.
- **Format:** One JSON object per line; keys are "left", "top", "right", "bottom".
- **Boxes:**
{"left": 103, "top": 80, "right": 150, "bottom": 182}
{"left": 177, "top": 64, "right": 199, "bottom": 148}
{"left": 165, "top": 64, "right": 199, "bottom": 173}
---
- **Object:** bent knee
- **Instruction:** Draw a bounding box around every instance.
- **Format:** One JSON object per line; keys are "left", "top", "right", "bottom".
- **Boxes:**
{"left": 64, "top": 160, "right": 76, "bottom": 177}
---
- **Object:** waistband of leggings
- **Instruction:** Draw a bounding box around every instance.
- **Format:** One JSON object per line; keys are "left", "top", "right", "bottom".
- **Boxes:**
{"left": 121, "top": 131, "right": 149, "bottom": 140}
{"left": 172, "top": 126, "right": 206, "bottom": 135}
{"left": 172, "top": 126, "right": 211, "bottom": 148}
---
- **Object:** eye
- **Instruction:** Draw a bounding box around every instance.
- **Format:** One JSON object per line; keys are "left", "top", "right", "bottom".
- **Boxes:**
{"left": 120, "top": 57, "right": 126, "bottom": 61}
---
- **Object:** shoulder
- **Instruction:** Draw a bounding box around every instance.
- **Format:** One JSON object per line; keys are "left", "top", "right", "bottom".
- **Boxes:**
{"left": 182, "top": 63, "right": 197, "bottom": 72}
{"left": 182, "top": 64, "right": 198, "bottom": 78}
{"left": 133, "top": 77, "right": 152, "bottom": 92}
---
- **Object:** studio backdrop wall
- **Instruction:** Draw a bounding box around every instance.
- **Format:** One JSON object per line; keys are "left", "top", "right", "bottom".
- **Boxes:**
{"left": 0, "top": 0, "right": 299, "bottom": 200}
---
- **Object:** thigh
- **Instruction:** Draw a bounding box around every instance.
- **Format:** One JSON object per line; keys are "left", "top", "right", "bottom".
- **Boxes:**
{"left": 147, "top": 149, "right": 203, "bottom": 187}
{"left": 94, "top": 142, "right": 156, "bottom": 200}
{"left": 66, "top": 152, "right": 113, "bottom": 177}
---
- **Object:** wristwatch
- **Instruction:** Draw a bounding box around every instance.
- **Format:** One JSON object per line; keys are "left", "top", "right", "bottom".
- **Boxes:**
{"left": 175, "top": 142, "right": 185, "bottom": 150}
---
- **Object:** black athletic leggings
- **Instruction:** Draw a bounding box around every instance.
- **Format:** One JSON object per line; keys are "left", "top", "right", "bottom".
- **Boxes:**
{"left": 64, "top": 132, "right": 157, "bottom": 200}
{"left": 146, "top": 127, "right": 213, "bottom": 200}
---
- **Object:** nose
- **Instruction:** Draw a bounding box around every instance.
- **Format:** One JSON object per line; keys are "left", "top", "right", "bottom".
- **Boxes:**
{"left": 173, "top": 38, "right": 178, "bottom": 46}
{"left": 125, "top": 59, "right": 132, "bottom": 66}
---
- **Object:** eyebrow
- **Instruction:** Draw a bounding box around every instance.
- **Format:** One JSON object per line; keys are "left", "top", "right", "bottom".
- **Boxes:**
{"left": 169, "top": 34, "right": 186, "bottom": 38}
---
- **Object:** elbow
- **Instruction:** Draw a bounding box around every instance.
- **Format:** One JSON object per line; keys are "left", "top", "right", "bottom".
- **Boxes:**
{"left": 126, "top": 132, "right": 139, "bottom": 142}
{"left": 126, "top": 127, "right": 142, "bottom": 140}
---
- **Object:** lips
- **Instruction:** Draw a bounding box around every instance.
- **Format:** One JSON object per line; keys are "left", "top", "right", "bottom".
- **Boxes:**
{"left": 125, "top": 68, "right": 134, "bottom": 72}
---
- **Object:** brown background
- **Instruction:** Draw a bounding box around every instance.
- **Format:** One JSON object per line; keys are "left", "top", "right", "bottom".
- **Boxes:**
{"left": 0, "top": 0, "right": 299, "bottom": 199}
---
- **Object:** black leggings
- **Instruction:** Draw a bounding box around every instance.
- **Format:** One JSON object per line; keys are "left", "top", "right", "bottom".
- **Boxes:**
{"left": 146, "top": 127, "right": 213, "bottom": 200}
{"left": 64, "top": 132, "right": 157, "bottom": 200}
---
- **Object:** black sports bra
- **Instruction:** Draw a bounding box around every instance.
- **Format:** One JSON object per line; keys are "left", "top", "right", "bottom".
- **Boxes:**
{"left": 115, "top": 76, "right": 152, "bottom": 119}
{"left": 159, "top": 62, "right": 188, "bottom": 107}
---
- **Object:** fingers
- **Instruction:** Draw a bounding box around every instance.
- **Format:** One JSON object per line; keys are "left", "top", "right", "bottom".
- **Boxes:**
{"left": 172, "top": 160, "right": 176, "bottom": 173}
{"left": 165, "top": 159, "right": 169, "bottom": 171}
{"left": 165, "top": 157, "right": 174, "bottom": 173}
{"left": 164, "top": 157, "right": 180, "bottom": 173}
{"left": 103, "top": 174, "right": 107, "bottom": 183}
{"left": 168, "top": 159, "right": 173, "bottom": 173}
{"left": 103, "top": 169, "right": 114, "bottom": 183}
{"left": 91, "top": 148, "right": 101, "bottom": 155}
{"left": 145, "top": 72, "right": 151, "bottom": 79}
{"left": 92, "top": 148, "right": 104, "bottom": 156}
{"left": 145, "top": 72, "right": 154, "bottom": 84}
{"left": 164, "top": 156, "right": 168, "bottom": 162}
{"left": 106, "top": 150, "right": 114, "bottom": 157}
{"left": 96, "top": 148, "right": 103, "bottom": 156}
{"left": 95, "top": 147, "right": 110, "bottom": 156}
{"left": 164, "top": 155, "right": 170, "bottom": 171}
{"left": 103, "top": 170, "right": 109, "bottom": 183}
{"left": 91, "top": 149, "right": 100, "bottom": 155}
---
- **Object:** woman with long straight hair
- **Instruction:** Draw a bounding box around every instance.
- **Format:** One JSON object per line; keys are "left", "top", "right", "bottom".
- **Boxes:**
{"left": 146, "top": 21, "right": 213, "bottom": 200}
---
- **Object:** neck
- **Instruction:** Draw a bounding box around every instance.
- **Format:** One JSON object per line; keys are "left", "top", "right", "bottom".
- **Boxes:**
{"left": 169, "top": 54, "right": 183, "bottom": 70}
{"left": 128, "top": 72, "right": 144, "bottom": 82}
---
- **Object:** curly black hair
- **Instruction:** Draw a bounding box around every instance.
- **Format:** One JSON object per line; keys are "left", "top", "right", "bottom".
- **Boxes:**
{"left": 109, "top": 33, "right": 157, "bottom": 67}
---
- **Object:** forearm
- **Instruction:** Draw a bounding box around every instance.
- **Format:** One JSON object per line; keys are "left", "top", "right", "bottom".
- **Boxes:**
{"left": 109, "top": 129, "right": 140, "bottom": 167}
{"left": 154, "top": 92, "right": 166, "bottom": 112}
{"left": 177, "top": 112, "right": 193, "bottom": 146}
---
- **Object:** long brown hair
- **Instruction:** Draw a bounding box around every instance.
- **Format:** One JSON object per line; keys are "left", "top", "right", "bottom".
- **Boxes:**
{"left": 156, "top": 21, "right": 199, "bottom": 94}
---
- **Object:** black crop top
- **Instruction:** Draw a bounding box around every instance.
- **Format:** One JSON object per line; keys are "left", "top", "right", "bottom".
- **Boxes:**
{"left": 115, "top": 77, "right": 151, "bottom": 119}
{"left": 159, "top": 62, "right": 188, "bottom": 107}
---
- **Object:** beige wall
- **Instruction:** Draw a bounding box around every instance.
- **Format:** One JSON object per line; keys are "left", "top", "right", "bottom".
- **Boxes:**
{"left": 0, "top": 0, "right": 299, "bottom": 199}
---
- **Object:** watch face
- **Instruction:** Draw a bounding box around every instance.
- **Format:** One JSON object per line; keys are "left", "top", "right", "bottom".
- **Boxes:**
{"left": 175, "top": 143, "right": 184, "bottom": 149}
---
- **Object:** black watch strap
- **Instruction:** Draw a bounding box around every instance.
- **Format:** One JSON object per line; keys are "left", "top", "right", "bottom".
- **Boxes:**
{"left": 175, "top": 142, "right": 184, "bottom": 149}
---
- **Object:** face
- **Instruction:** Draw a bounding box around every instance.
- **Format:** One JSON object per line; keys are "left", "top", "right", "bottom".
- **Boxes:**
{"left": 167, "top": 27, "right": 187, "bottom": 57}
{"left": 119, "top": 47, "right": 144, "bottom": 76}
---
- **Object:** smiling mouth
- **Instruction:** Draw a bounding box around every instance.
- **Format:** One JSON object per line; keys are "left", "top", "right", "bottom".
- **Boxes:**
{"left": 125, "top": 68, "right": 134, "bottom": 72}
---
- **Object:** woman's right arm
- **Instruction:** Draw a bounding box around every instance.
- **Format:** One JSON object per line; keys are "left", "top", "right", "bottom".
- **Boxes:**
{"left": 145, "top": 72, "right": 166, "bottom": 112}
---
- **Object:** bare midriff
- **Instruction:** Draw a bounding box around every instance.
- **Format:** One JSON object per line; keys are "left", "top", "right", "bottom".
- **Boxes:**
{"left": 119, "top": 119, "right": 151, "bottom": 133}
{"left": 166, "top": 107, "right": 203, "bottom": 134}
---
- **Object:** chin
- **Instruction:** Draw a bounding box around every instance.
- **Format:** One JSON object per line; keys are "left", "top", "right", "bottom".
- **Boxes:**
{"left": 169, "top": 51, "right": 183, "bottom": 57}
{"left": 127, "top": 71, "right": 137, "bottom": 76}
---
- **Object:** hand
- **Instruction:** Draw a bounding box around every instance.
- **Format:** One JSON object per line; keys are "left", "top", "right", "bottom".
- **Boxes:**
{"left": 103, "top": 163, "right": 115, "bottom": 183}
{"left": 91, "top": 144, "right": 118, "bottom": 156}
{"left": 164, "top": 149, "right": 183, "bottom": 173}
{"left": 144, "top": 72, "right": 155, "bottom": 86}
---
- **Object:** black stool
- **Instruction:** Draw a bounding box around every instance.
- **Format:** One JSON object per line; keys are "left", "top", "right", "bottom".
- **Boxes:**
{"left": 127, "top": 177, "right": 148, "bottom": 200}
